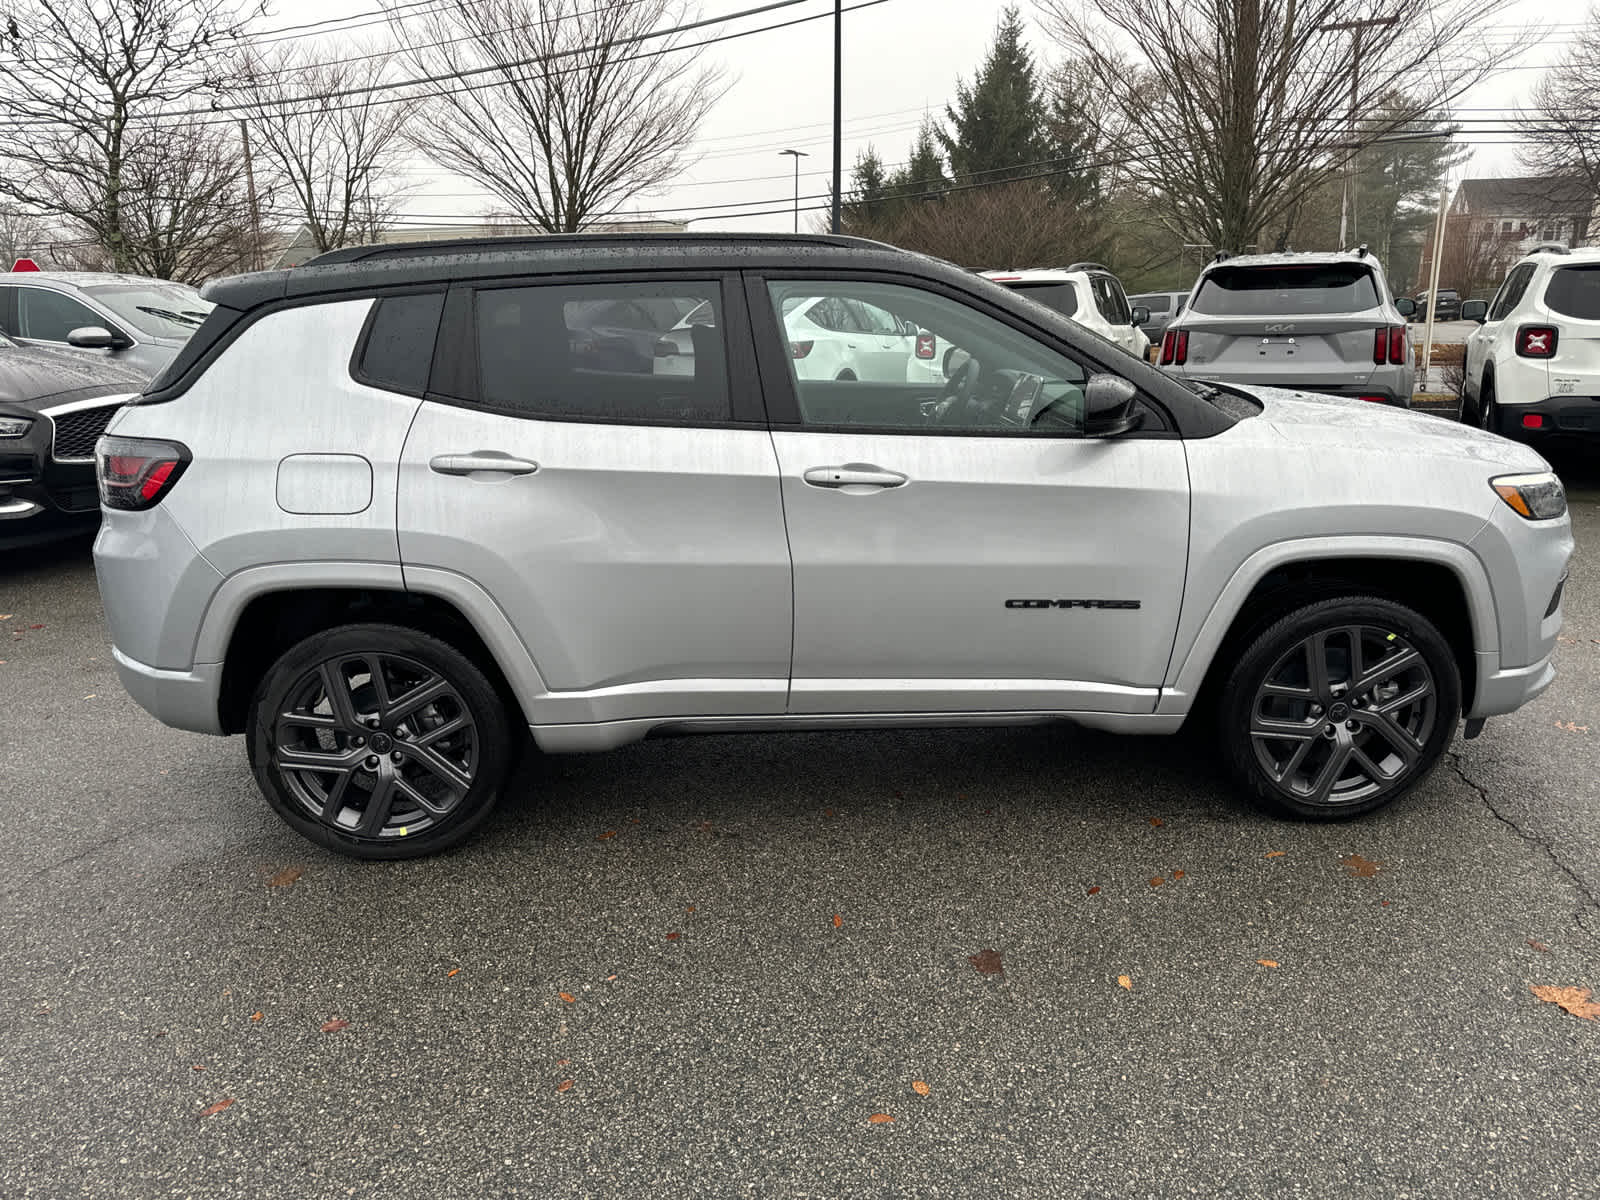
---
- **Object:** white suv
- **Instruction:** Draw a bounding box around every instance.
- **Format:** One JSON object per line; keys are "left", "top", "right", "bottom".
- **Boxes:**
{"left": 981, "top": 265, "right": 1151, "bottom": 358}
{"left": 1462, "top": 246, "right": 1600, "bottom": 441}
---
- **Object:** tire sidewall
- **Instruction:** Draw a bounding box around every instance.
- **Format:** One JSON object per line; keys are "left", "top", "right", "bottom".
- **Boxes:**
{"left": 248, "top": 623, "right": 513, "bottom": 859}
{"left": 1220, "top": 597, "right": 1463, "bottom": 820}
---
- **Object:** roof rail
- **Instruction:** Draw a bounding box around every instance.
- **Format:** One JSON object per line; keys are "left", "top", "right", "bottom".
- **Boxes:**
{"left": 1528, "top": 242, "right": 1570, "bottom": 255}
{"left": 303, "top": 230, "right": 891, "bottom": 268}
{"left": 1064, "top": 261, "right": 1110, "bottom": 273}
{"left": 1213, "top": 251, "right": 1231, "bottom": 263}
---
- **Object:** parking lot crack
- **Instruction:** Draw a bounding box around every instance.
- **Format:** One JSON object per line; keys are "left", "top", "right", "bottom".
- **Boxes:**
{"left": 1448, "top": 751, "right": 1599, "bottom": 942}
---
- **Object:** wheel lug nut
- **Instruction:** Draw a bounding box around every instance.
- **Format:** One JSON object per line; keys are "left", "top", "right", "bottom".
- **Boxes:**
{"left": 351, "top": 735, "right": 364, "bottom": 747}
{"left": 1345, "top": 720, "right": 1358, "bottom": 731}
{"left": 1324, "top": 724, "right": 1336, "bottom": 738}
{"left": 391, "top": 751, "right": 404, "bottom": 763}
{"left": 365, "top": 755, "right": 379, "bottom": 769}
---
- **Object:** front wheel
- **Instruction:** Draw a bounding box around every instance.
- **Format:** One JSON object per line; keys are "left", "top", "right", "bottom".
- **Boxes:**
{"left": 1219, "top": 597, "right": 1461, "bottom": 820}
{"left": 248, "top": 623, "right": 514, "bottom": 859}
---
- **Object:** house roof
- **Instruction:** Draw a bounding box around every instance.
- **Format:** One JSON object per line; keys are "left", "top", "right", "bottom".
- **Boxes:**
{"left": 1453, "top": 176, "right": 1591, "bottom": 217}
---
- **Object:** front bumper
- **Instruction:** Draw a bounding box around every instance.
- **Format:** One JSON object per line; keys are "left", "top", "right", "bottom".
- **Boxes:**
{"left": 1469, "top": 652, "right": 1556, "bottom": 718}
{"left": 0, "top": 447, "right": 100, "bottom": 549}
{"left": 111, "top": 648, "right": 225, "bottom": 735}
{"left": 1487, "top": 394, "right": 1600, "bottom": 438}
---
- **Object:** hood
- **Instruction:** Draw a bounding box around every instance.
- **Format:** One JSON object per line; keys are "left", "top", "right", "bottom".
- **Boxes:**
{"left": 1233, "top": 386, "right": 1550, "bottom": 472}
{"left": 0, "top": 341, "right": 147, "bottom": 409}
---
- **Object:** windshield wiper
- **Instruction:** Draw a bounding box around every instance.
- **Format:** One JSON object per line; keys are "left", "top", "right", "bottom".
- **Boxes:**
{"left": 135, "top": 305, "right": 203, "bottom": 328}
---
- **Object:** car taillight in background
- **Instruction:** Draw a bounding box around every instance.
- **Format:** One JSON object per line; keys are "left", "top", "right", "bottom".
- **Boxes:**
{"left": 1159, "top": 330, "right": 1188, "bottom": 366}
{"left": 1358, "top": 395, "right": 1388, "bottom": 404}
{"left": 1516, "top": 326, "right": 1558, "bottom": 358}
{"left": 1388, "top": 326, "right": 1406, "bottom": 365}
{"left": 790, "top": 340, "right": 814, "bottom": 359}
{"left": 96, "top": 435, "right": 190, "bottom": 510}
{"left": 1373, "top": 326, "right": 1408, "bottom": 366}
{"left": 915, "top": 332, "right": 936, "bottom": 359}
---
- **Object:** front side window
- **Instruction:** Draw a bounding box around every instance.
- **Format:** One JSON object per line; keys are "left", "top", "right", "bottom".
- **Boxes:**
{"left": 16, "top": 287, "right": 103, "bottom": 342}
{"left": 1092, "top": 277, "right": 1132, "bottom": 324}
{"left": 1191, "top": 264, "right": 1380, "bottom": 316}
{"left": 767, "top": 279, "right": 1098, "bottom": 435}
{"left": 1489, "top": 264, "right": 1535, "bottom": 321}
{"left": 1542, "top": 265, "right": 1600, "bottom": 319}
{"left": 475, "top": 281, "right": 729, "bottom": 423}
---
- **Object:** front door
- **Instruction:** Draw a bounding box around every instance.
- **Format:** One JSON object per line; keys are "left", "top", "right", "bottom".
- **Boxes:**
{"left": 397, "top": 276, "right": 792, "bottom": 727}
{"left": 750, "top": 275, "right": 1191, "bottom": 716}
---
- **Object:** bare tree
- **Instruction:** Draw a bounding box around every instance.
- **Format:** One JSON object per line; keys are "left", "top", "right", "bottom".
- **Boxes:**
{"left": 0, "top": 206, "right": 51, "bottom": 266}
{"left": 234, "top": 44, "right": 416, "bottom": 254}
{"left": 388, "top": 0, "right": 726, "bottom": 232}
{"left": 116, "top": 122, "right": 257, "bottom": 282}
{"left": 1038, "top": 0, "right": 1528, "bottom": 253}
{"left": 1519, "top": 13, "right": 1600, "bottom": 242}
{"left": 0, "top": 0, "right": 261, "bottom": 272}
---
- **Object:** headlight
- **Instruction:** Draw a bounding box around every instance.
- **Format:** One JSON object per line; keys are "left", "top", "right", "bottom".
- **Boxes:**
{"left": 1491, "top": 472, "right": 1567, "bottom": 520}
{"left": 0, "top": 415, "right": 33, "bottom": 438}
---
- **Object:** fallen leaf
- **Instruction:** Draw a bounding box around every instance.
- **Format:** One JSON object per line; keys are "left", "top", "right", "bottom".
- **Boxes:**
{"left": 1381, "top": 900, "right": 1391, "bottom": 907}
{"left": 824, "top": 808, "right": 834, "bottom": 817}
{"left": 1529, "top": 985, "right": 1600, "bottom": 1021}
{"left": 558, "top": 991, "right": 576, "bottom": 1003}
{"left": 1256, "top": 959, "right": 1280, "bottom": 969}
{"left": 1340, "top": 854, "right": 1383, "bottom": 878}
{"left": 556, "top": 1058, "right": 570, "bottom": 1066}
{"left": 686, "top": 905, "right": 696, "bottom": 913}
{"left": 1264, "top": 851, "right": 1286, "bottom": 858}
{"left": 665, "top": 931, "right": 680, "bottom": 941}
{"left": 595, "top": 830, "right": 617, "bottom": 841}
{"left": 1117, "top": 975, "right": 1133, "bottom": 991}
{"left": 0, "top": 614, "right": 10, "bottom": 620}
{"left": 1148, "top": 876, "right": 1164, "bottom": 888}
{"left": 1086, "top": 885, "right": 1101, "bottom": 896}
{"left": 320, "top": 1017, "right": 350, "bottom": 1033}
{"left": 1554, "top": 720, "right": 1590, "bottom": 733}
{"left": 867, "top": 1113, "right": 894, "bottom": 1124}
{"left": 1527, "top": 939, "right": 1551, "bottom": 953}
{"left": 1171, "top": 870, "right": 1185, "bottom": 881}
{"left": 629, "top": 818, "right": 640, "bottom": 824}
{"left": 198, "top": 1098, "right": 235, "bottom": 1118}
{"left": 82, "top": 693, "right": 96, "bottom": 700}
{"left": 968, "top": 949, "right": 1003, "bottom": 975}
{"left": 605, "top": 974, "right": 616, "bottom": 981}
{"left": 832, "top": 913, "right": 843, "bottom": 929}
{"left": 28, "top": 623, "right": 43, "bottom": 630}
{"left": 911, "top": 1080, "right": 930, "bottom": 1096}
{"left": 191, "top": 1064, "right": 207, "bottom": 1072}
{"left": 447, "top": 968, "right": 460, "bottom": 977}
{"left": 1147, "top": 817, "right": 1164, "bottom": 827}
{"left": 249, "top": 1011, "right": 262, "bottom": 1022}
{"left": 267, "top": 866, "right": 303, "bottom": 888}
{"left": 556, "top": 1079, "right": 574, "bottom": 1093}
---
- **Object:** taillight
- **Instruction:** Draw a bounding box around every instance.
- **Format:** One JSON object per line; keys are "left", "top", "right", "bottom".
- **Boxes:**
{"left": 790, "top": 340, "right": 814, "bottom": 359}
{"left": 1375, "top": 326, "right": 1407, "bottom": 365}
{"left": 1358, "top": 395, "right": 1388, "bottom": 404}
{"left": 1516, "top": 326, "right": 1558, "bottom": 358}
{"left": 1159, "top": 331, "right": 1188, "bottom": 366}
{"left": 915, "top": 332, "right": 936, "bottom": 359}
{"left": 1388, "top": 326, "right": 1406, "bottom": 365}
{"left": 96, "top": 435, "right": 190, "bottom": 510}
{"left": 1159, "top": 331, "right": 1175, "bottom": 365}
{"left": 1523, "top": 413, "right": 1545, "bottom": 429}
{"left": 1373, "top": 329, "right": 1387, "bottom": 365}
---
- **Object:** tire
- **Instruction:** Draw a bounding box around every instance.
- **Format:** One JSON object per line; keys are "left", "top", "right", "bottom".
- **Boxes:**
{"left": 1218, "top": 597, "right": 1461, "bottom": 820}
{"left": 1478, "top": 375, "right": 1497, "bottom": 434}
{"left": 247, "top": 623, "right": 514, "bottom": 859}
{"left": 836, "top": 369, "right": 857, "bottom": 382}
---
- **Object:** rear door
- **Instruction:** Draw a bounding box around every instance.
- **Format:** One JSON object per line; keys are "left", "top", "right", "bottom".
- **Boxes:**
{"left": 1466, "top": 264, "right": 1535, "bottom": 393}
{"left": 1176, "top": 262, "right": 1390, "bottom": 392}
{"left": 749, "top": 272, "right": 1190, "bottom": 716}
{"left": 396, "top": 274, "right": 793, "bottom": 726}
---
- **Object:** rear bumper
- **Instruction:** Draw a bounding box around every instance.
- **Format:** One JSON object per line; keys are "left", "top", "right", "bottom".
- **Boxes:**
{"left": 1487, "top": 394, "right": 1600, "bottom": 438}
{"left": 111, "top": 647, "right": 225, "bottom": 735}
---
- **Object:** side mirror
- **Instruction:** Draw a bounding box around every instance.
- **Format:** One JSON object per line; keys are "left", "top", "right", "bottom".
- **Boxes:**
{"left": 1460, "top": 299, "right": 1489, "bottom": 324}
{"left": 1083, "top": 375, "right": 1143, "bottom": 438}
{"left": 1130, "top": 305, "right": 1151, "bottom": 327}
{"left": 942, "top": 346, "right": 970, "bottom": 379}
{"left": 1394, "top": 297, "right": 1416, "bottom": 318}
{"left": 67, "top": 325, "right": 127, "bottom": 350}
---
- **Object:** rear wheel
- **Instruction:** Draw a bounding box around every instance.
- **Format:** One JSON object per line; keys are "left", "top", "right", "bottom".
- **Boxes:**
{"left": 1478, "top": 376, "right": 1498, "bottom": 434}
{"left": 248, "top": 623, "right": 513, "bottom": 859}
{"left": 1219, "top": 597, "right": 1460, "bottom": 820}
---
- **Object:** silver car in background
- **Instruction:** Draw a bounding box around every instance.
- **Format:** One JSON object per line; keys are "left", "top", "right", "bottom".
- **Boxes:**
{"left": 1157, "top": 251, "right": 1417, "bottom": 407}
{"left": 0, "top": 271, "right": 213, "bottom": 380}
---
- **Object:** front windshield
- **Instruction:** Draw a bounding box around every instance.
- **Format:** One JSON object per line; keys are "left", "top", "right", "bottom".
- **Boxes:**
{"left": 79, "top": 281, "right": 214, "bottom": 339}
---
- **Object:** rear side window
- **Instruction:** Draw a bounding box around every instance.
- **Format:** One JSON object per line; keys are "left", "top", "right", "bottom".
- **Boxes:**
{"left": 1137, "top": 295, "right": 1170, "bottom": 313}
{"left": 1542, "top": 266, "right": 1600, "bottom": 319}
{"left": 357, "top": 292, "right": 445, "bottom": 396}
{"left": 1004, "top": 282, "right": 1078, "bottom": 318}
{"left": 475, "top": 281, "right": 729, "bottom": 424}
{"left": 1192, "top": 264, "right": 1379, "bottom": 316}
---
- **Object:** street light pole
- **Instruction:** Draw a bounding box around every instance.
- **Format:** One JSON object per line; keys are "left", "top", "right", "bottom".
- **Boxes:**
{"left": 831, "top": 0, "right": 842, "bottom": 235}
{"left": 779, "top": 149, "right": 809, "bottom": 233}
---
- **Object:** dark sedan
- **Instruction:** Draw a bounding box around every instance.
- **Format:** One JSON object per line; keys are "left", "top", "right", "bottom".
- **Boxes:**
{"left": 0, "top": 334, "right": 143, "bottom": 549}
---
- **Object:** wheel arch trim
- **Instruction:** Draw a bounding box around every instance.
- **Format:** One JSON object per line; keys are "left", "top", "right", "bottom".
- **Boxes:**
{"left": 1160, "top": 535, "right": 1498, "bottom": 712}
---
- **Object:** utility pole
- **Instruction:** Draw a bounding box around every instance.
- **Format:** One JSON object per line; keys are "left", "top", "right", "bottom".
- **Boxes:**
{"left": 1318, "top": 13, "right": 1399, "bottom": 248}
{"left": 779, "top": 149, "right": 809, "bottom": 233}
{"left": 831, "top": 0, "right": 843, "bottom": 235}
{"left": 239, "top": 118, "right": 262, "bottom": 272}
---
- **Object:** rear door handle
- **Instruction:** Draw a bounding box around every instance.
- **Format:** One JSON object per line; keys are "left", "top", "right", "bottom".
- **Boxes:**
{"left": 802, "top": 464, "right": 908, "bottom": 490}
{"left": 429, "top": 452, "right": 539, "bottom": 477}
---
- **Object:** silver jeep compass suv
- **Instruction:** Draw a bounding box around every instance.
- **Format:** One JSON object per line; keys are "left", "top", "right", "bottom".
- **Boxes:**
{"left": 94, "top": 235, "right": 1572, "bottom": 858}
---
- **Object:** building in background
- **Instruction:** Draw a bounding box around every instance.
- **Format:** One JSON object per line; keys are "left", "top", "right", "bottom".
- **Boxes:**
{"left": 1418, "top": 176, "right": 1594, "bottom": 301}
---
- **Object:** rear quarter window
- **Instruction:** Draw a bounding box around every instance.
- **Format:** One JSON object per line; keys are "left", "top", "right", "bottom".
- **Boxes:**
{"left": 356, "top": 291, "right": 446, "bottom": 396}
{"left": 1004, "top": 282, "right": 1078, "bottom": 319}
{"left": 1542, "top": 266, "right": 1600, "bottom": 320}
{"left": 1192, "top": 264, "right": 1379, "bottom": 316}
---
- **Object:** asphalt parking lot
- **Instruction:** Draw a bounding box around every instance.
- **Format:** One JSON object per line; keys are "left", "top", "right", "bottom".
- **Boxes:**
{"left": 2, "top": 449, "right": 1596, "bottom": 1199}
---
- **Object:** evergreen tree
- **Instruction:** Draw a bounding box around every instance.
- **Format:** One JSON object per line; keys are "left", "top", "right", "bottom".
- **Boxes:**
{"left": 893, "top": 116, "right": 949, "bottom": 202}
{"left": 938, "top": 6, "right": 1046, "bottom": 183}
{"left": 842, "top": 146, "right": 892, "bottom": 229}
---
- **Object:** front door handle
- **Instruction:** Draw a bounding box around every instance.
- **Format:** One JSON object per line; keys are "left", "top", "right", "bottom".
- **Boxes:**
{"left": 429, "top": 452, "right": 539, "bottom": 477}
{"left": 802, "top": 464, "right": 908, "bottom": 490}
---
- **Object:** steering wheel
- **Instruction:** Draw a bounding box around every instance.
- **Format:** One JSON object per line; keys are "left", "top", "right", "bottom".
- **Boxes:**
{"left": 931, "top": 354, "right": 984, "bottom": 425}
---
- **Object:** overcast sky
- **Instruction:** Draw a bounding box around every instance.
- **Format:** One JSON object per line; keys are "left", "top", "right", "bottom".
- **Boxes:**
{"left": 265, "top": 0, "right": 1570, "bottom": 235}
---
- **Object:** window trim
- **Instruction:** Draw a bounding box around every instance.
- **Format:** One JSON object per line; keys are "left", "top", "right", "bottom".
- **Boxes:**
{"left": 743, "top": 269, "right": 1175, "bottom": 440}
{"left": 426, "top": 270, "right": 766, "bottom": 429}
{"left": 347, "top": 285, "right": 448, "bottom": 398}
